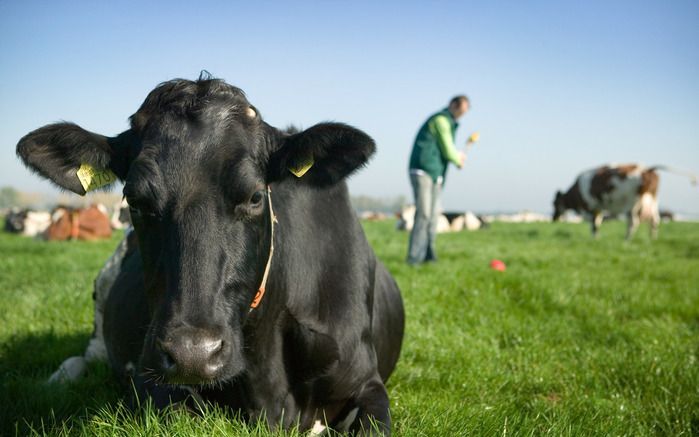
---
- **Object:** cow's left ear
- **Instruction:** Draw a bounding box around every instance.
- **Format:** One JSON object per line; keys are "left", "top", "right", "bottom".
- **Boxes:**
{"left": 267, "top": 122, "right": 376, "bottom": 186}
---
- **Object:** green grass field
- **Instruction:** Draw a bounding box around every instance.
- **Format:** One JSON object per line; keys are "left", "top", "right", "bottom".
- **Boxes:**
{"left": 1, "top": 220, "right": 698, "bottom": 436}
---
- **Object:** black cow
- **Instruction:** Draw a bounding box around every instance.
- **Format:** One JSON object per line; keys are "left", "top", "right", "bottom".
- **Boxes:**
{"left": 17, "top": 76, "right": 404, "bottom": 435}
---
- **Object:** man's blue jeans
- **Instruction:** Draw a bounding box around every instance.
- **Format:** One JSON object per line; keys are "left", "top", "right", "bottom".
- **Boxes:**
{"left": 407, "top": 172, "right": 442, "bottom": 264}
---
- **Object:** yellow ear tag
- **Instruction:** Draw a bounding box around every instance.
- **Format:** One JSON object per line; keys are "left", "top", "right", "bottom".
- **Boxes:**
{"left": 76, "top": 163, "right": 117, "bottom": 192}
{"left": 288, "top": 154, "right": 314, "bottom": 178}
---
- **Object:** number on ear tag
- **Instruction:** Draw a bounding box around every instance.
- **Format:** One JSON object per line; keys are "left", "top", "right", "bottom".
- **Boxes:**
{"left": 77, "top": 163, "right": 117, "bottom": 192}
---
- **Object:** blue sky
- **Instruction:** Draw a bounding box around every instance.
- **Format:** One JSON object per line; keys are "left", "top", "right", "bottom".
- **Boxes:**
{"left": 1, "top": 1, "right": 697, "bottom": 214}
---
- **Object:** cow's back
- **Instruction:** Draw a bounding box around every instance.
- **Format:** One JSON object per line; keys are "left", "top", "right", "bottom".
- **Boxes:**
{"left": 371, "top": 261, "right": 404, "bottom": 381}
{"left": 578, "top": 165, "right": 646, "bottom": 214}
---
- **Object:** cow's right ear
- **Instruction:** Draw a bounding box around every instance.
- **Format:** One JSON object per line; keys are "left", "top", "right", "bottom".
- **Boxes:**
{"left": 16, "top": 123, "right": 135, "bottom": 196}
{"left": 266, "top": 122, "right": 376, "bottom": 187}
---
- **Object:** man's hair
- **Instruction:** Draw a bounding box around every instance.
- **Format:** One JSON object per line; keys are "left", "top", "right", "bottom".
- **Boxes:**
{"left": 449, "top": 95, "right": 470, "bottom": 107}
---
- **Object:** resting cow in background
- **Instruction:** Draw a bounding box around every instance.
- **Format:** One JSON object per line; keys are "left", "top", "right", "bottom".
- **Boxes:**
{"left": 4, "top": 207, "right": 52, "bottom": 237}
{"left": 552, "top": 163, "right": 696, "bottom": 239}
{"left": 17, "top": 75, "right": 404, "bottom": 435}
{"left": 45, "top": 204, "right": 112, "bottom": 241}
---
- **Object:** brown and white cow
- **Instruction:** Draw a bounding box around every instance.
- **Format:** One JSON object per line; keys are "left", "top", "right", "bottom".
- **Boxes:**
{"left": 45, "top": 204, "right": 112, "bottom": 241}
{"left": 553, "top": 164, "right": 662, "bottom": 239}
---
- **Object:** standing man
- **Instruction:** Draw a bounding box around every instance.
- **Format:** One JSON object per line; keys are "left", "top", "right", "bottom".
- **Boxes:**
{"left": 407, "top": 95, "right": 470, "bottom": 265}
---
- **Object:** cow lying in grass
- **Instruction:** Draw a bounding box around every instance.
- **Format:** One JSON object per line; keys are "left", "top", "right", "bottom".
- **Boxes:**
{"left": 3, "top": 208, "right": 52, "bottom": 237}
{"left": 45, "top": 204, "right": 112, "bottom": 241}
{"left": 17, "top": 75, "right": 404, "bottom": 435}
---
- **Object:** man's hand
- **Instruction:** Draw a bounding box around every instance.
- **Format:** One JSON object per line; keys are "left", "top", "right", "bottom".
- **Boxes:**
{"left": 458, "top": 151, "right": 467, "bottom": 168}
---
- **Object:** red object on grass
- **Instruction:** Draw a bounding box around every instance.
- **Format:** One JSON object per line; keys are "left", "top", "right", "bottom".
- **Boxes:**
{"left": 490, "top": 259, "right": 506, "bottom": 271}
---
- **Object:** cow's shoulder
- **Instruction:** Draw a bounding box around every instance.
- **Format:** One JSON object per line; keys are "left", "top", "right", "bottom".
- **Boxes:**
{"left": 588, "top": 165, "right": 616, "bottom": 201}
{"left": 282, "top": 311, "right": 340, "bottom": 382}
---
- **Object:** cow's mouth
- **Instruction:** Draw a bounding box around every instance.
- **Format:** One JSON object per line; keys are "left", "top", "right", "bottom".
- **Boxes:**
{"left": 161, "top": 362, "right": 226, "bottom": 386}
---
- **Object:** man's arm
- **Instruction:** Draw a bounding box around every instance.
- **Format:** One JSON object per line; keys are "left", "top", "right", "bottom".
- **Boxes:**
{"left": 429, "top": 115, "right": 464, "bottom": 168}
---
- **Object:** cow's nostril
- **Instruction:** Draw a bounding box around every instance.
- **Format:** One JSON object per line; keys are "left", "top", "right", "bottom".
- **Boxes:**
{"left": 162, "top": 350, "right": 176, "bottom": 370}
{"left": 157, "top": 340, "right": 177, "bottom": 374}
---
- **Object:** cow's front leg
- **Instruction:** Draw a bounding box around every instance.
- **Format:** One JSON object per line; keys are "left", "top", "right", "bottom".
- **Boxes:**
{"left": 343, "top": 376, "right": 391, "bottom": 436}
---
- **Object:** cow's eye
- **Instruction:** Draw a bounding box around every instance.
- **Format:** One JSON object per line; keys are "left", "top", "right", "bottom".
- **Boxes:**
{"left": 129, "top": 205, "right": 157, "bottom": 220}
{"left": 249, "top": 190, "right": 265, "bottom": 207}
{"left": 126, "top": 197, "right": 159, "bottom": 219}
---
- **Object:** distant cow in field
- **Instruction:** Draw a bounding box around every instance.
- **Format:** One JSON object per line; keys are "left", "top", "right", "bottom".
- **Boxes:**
{"left": 396, "top": 205, "right": 485, "bottom": 232}
{"left": 17, "top": 76, "right": 404, "bottom": 435}
{"left": 552, "top": 164, "right": 695, "bottom": 239}
{"left": 45, "top": 204, "right": 112, "bottom": 241}
{"left": 4, "top": 207, "right": 52, "bottom": 237}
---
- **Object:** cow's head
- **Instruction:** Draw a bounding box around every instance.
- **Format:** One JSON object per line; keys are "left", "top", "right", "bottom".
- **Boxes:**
{"left": 552, "top": 190, "right": 565, "bottom": 221}
{"left": 17, "top": 76, "right": 375, "bottom": 385}
{"left": 4, "top": 208, "right": 28, "bottom": 233}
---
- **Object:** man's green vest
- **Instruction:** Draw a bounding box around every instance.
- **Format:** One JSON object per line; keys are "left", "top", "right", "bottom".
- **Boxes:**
{"left": 408, "top": 109, "right": 458, "bottom": 182}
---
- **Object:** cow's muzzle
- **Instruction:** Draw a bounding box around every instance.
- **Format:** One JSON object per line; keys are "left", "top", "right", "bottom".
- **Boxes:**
{"left": 156, "top": 327, "right": 226, "bottom": 384}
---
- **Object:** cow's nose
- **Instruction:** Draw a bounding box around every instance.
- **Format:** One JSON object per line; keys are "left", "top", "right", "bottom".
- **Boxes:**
{"left": 158, "top": 329, "right": 224, "bottom": 382}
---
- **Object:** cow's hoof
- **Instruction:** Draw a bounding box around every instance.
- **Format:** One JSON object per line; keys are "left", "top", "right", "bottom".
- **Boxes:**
{"left": 47, "top": 356, "right": 87, "bottom": 383}
{"left": 309, "top": 420, "right": 329, "bottom": 436}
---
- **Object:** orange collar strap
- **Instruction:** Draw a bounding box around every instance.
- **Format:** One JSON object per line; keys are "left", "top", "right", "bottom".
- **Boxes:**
{"left": 250, "top": 185, "right": 276, "bottom": 310}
